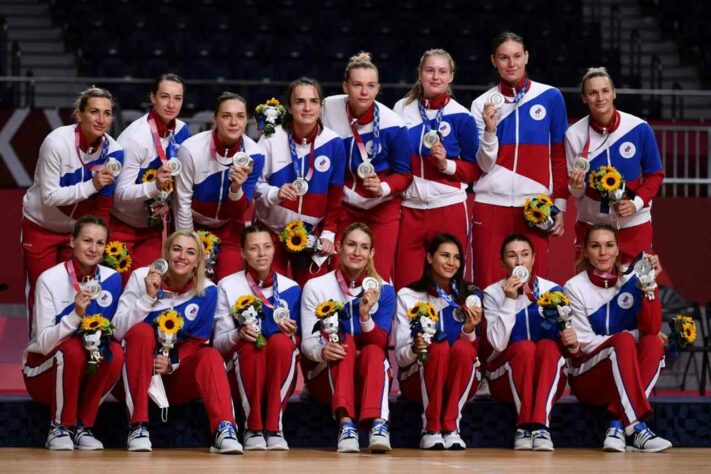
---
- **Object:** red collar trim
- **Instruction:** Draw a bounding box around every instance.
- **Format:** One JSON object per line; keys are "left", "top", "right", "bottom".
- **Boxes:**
{"left": 212, "top": 130, "right": 242, "bottom": 158}
{"left": 291, "top": 124, "right": 319, "bottom": 144}
{"left": 72, "top": 256, "right": 97, "bottom": 280}
{"left": 347, "top": 102, "right": 374, "bottom": 125}
{"left": 590, "top": 108, "right": 621, "bottom": 135}
{"left": 338, "top": 268, "right": 366, "bottom": 289}
{"left": 148, "top": 110, "right": 176, "bottom": 138}
{"left": 162, "top": 276, "right": 195, "bottom": 295}
{"left": 76, "top": 125, "right": 102, "bottom": 153}
{"left": 246, "top": 266, "right": 274, "bottom": 287}
{"left": 587, "top": 266, "right": 618, "bottom": 288}
{"left": 420, "top": 94, "right": 450, "bottom": 110}
{"left": 499, "top": 76, "right": 530, "bottom": 97}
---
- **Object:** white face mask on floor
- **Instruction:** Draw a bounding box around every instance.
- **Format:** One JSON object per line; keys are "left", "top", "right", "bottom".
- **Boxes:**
{"left": 148, "top": 373, "right": 170, "bottom": 422}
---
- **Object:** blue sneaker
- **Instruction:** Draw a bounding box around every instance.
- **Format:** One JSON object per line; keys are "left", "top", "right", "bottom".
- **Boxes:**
{"left": 210, "top": 421, "right": 243, "bottom": 454}
{"left": 603, "top": 420, "right": 625, "bottom": 452}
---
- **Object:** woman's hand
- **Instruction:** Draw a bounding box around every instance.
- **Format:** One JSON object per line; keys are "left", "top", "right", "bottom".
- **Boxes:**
{"left": 238, "top": 325, "right": 259, "bottom": 343}
{"left": 411, "top": 333, "right": 429, "bottom": 354}
{"left": 361, "top": 172, "right": 383, "bottom": 197}
{"left": 154, "top": 354, "right": 173, "bottom": 375}
{"left": 568, "top": 168, "right": 586, "bottom": 190}
{"left": 645, "top": 253, "right": 663, "bottom": 275}
{"left": 156, "top": 163, "right": 173, "bottom": 191}
{"left": 551, "top": 211, "right": 565, "bottom": 237}
{"left": 482, "top": 102, "right": 497, "bottom": 133}
{"left": 502, "top": 275, "right": 524, "bottom": 299}
{"left": 229, "top": 164, "right": 249, "bottom": 193}
{"left": 318, "top": 238, "right": 334, "bottom": 256}
{"left": 560, "top": 327, "right": 580, "bottom": 351}
{"left": 92, "top": 168, "right": 115, "bottom": 190}
{"left": 277, "top": 317, "right": 297, "bottom": 337}
{"left": 321, "top": 341, "right": 348, "bottom": 361}
{"left": 277, "top": 183, "right": 299, "bottom": 201}
{"left": 613, "top": 199, "right": 637, "bottom": 218}
{"left": 359, "top": 288, "right": 379, "bottom": 321}
{"left": 430, "top": 142, "right": 448, "bottom": 171}
{"left": 145, "top": 268, "right": 162, "bottom": 299}
{"left": 74, "top": 288, "right": 93, "bottom": 318}
{"left": 462, "top": 304, "right": 482, "bottom": 334}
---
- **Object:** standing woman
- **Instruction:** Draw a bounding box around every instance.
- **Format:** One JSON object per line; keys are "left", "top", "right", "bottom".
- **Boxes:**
{"left": 23, "top": 216, "right": 124, "bottom": 450}
{"left": 254, "top": 77, "right": 346, "bottom": 286}
{"left": 22, "top": 87, "right": 123, "bottom": 308}
{"left": 322, "top": 52, "right": 411, "bottom": 281}
{"left": 213, "top": 223, "right": 302, "bottom": 451}
{"left": 113, "top": 229, "right": 242, "bottom": 454}
{"left": 300, "top": 223, "right": 396, "bottom": 453}
{"left": 566, "top": 67, "right": 664, "bottom": 263}
{"left": 565, "top": 223, "right": 671, "bottom": 452}
{"left": 113, "top": 73, "right": 190, "bottom": 281}
{"left": 394, "top": 233, "right": 482, "bottom": 450}
{"left": 393, "top": 49, "right": 480, "bottom": 289}
{"left": 482, "top": 234, "right": 576, "bottom": 451}
{"left": 174, "top": 92, "right": 264, "bottom": 281}
{"left": 470, "top": 32, "right": 568, "bottom": 289}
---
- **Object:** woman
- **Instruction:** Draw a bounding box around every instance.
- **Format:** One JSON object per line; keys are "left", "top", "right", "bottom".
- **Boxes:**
{"left": 113, "top": 73, "right": 190, "bottom": 283}
{"left": 22, "top": 216, "right": 124, "bottom": 450}
{"left": 300, "top": 222, "right": 395, "bottom": 453}
{"left": 113, "top": 229, "right": 242, "bottom": 454}
{"left": 322, "top": 52, "right": 411, "bottom": 281}
{"left": 566, "top": 67, "right": 664, "bottom": 263}
{"left": 564, "top": 223, "right": 671, "bottom": 452}
{"left": 174, "top": 92, "right": 264, "bottom": 281}
{"left": 393, "top": 49, "right": 480, "bottom": 289}
{"left": 394, "top": 233, "right": 482, "bottom": 450}
{"left": 213, "top": 223, "right": 301, "bottom": 451}
{"left": 254, "top": 77, "right": 346, "bottom": 286}
{"left": 482, "top": 234, "right": 577, "bottom": 451}
{"left": 469, "top": 32, "right": 568, "bottom": 289}
{"left": 22, "top": 87, "right": 123, "bottom": 309}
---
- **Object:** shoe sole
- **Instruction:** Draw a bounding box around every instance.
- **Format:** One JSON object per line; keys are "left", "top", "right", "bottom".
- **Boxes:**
{"left": 210, "top": 446, "right": 244, "bottom": 454}
{"left": 46, "top": 445, "right": 74, "bottom": 451}
{"left": 337, "top": 447, "right": 361, "bottom": 453}
{"left": 514, "top": 445, "right": 533, "bottom": 451}
{"left": 533, "top": 446, "right": 554, "bottom": 452}
{"left": 626, "top": 444, "right": 672, "bottom": 453}
{"left": 368, "top": 442, "right": 392, "bottom": 453}
{"left": 127, "top": 447, "right": 153, "bottom": 452}
{"left": 76, "top": 445, "right": 104, "bottom": 451}
{"left": 244, "top": 445, "right": 267, "bottom": 451}
{"left": 602, "top": 445, "right": 625, "bottom": 453}
{"left": 445, "top": 443, "right": 466, "bottom": 450}
{"left": 420, "top": 443, "right": 445, "bottom": 450}
{"left": 266, "top": 445, "right": 290, "bottom": 451}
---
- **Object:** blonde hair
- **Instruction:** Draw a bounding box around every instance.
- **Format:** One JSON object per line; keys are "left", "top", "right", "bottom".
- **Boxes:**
{"left": 579, "top": 66, "right": 616, "bottom": 96}
{"left": 162, "top": 229, "right": 206, "bottom": 297}
{"left": 339, "top": 222, "right": 383, "bottom": 283}
{"left": 404, "top": 49, "right": 456, "bottom": 105}
{"left": 74, "top": 86, "right": 114, "bottom": 113}
{"left": 344, "top": 51, "right": 379, "bottom": 82}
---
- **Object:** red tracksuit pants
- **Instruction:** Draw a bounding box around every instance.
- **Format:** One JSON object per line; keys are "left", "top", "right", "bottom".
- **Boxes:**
{"left": 23, "top": 336, "right": 124, "bottom": 427}
{"left": 195, "top": 220, "right": 246, "bottom": 282}
{"left": 303, "top": 334, "right": 390, "bottom": 425}
{"left": 109, "top": 217, "right": 164, "bottom": 286}
{"left": 121, "top": 322, "right": 235, "bottom": 432}
{"left": 399, "top": 338, "right": 480, "bottom": 433}
{"left": 485, "top": 339, "right": 567, "bottom": 427}
{"left": 395, "top": 202, "right": 469, "bottom": 290}
{"left": 228, "top": 333, "right": 299, "bottom": 432}
{"left": 568, "top": 332, "right": 664, "bottom": 426}
{"left": 472, "top": 202, "right": 550, "bottom": 289}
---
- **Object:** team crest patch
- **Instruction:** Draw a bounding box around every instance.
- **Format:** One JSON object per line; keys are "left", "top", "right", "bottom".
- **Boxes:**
{"left": 438, "top": 121, "right": 452, "bottom": 137}
{"left": 185, "top": 303, "right": 200, "bottom": 321}
{"left": 315, "top": 155, "right": 331, "bottom": 172}
{"left": 529, "top": 104, "right": 547, "bottom": 121}
{"left": 619, "top": 142, "right": 636, "bottom": 159}
{"left": 617, "top": 292, "right": 634, "bottom": 309}
{"left": 97, "top": 290, "right": 113, "bottom": 308}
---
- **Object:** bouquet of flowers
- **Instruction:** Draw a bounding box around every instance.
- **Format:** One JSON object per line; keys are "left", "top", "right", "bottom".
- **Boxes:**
{"left": 537, "top": 290, "right": 572, "bottom": 331}
{"left": 198, "top": 230, "right": 221, "bottom": 280}
{"left": 666, "top": 314, "right": 697, "bottom": 357}
{"left": 589, "top": 165, "right": 626, "bottom": 214}
{"left": 231, "top": 295, "right": 266, "bottom": 349}
{"left": 141, "top": 167, "right": 173, "bottom": 227}
{"left": 279, "top": 220, "right": 321, "bottom": 254}
{"left": 313, "top": 299, "right": 346, "bottom": 343}
{"left": 103, "top": 240, "right": 132, "bottom": 274}
{"left": 255, "top": 98, "right": 287, "bottom": 137}
{"left": 523, "top": 194, "right": 560, "bottom": 232}
{"left": 79, "top": 314, "right": 115, "bottom": 375}
{"left": 154, "top": 309, "right": 184, "bottom": 358}
{"left": 407, "top": 301, "right": 441, "bottom": 363}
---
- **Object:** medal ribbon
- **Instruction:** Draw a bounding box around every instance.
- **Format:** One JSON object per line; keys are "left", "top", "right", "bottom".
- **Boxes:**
{"left": 287, "top": 133, "right": 316, "bottom": 181}
{"left": 147, "top": 115, "right": 177, "bottom": 165}
{"left": 346, "top": 102, "right": 381, "bottom": 166}
{"left": 245, "top": 270, "right": 279, "bottom": 309}
{"left": 435, "top": 283, "right": 460, "bottom": 309}
{"left": 65, "top": 259, "right": 100, "bottom": 293}
{"left": 74, "top": 126, "right": 109, "bottom": 172}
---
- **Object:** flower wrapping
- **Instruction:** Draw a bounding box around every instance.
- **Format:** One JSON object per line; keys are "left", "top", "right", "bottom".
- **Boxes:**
{"left": 78, "top": 314, "right": 115, "bottom": 375}
{"left": 231, "top": 295, "right": 267, "bottom": 349}
{"left": 279, "top": 220, "right": 321, "bottom": 254}
{"left": 407, "top": 301, "right": 444, "bottom": 362}
{"left": 666, "top": 314, "right": 697, "bottom": 357}
{"left": 197, "top": 230, "right": 222, "bottom": 280}
{"left": 312, "top": 299, "right": 346, "bottom": 343}
{"left": 154, "top": 309, "right": 184, "bottom": 360}
{"left": 589, "top": 165, "right": 627, "bottom": 214}
{"left": 537, "top": 290, "right": 573, "bottom": 331}
{"left": 523, "top": 194, "right": 560, "bottom": 232}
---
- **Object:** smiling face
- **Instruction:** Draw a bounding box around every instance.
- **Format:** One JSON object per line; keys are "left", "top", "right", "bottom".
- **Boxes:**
{"left": 151, "top": 79, "right": 184, "bottom": 125}
{"left": 584, "top": 229, "right": 619, "bottom": 273}
{"left": 288, "top": 84, "right": 321, "bottom": 130}
{"left": 582, "top": 75, "right": 616, "bottom": 120}
{"left": 76, "top": 97, "right": 113, "bottom": 144}
{"left": 501, "top": 239, "right": 535, "bottom": 275}
{"left": 70, "top": 223, "right": 108, "bottom": 270}
{"left": 427, "top": 242, "right": 461, "bottom": 286}
{"left": 338, "top": 228, "right": 374, "bottom": 276}
{"left": 241, "top": 230, "right": 275, "bottom": 276}
{"left": 167, "top": 235, "right": 199, "bottom": 279}
{"left": 343, "top": 67, "right": 379, "bottom": 115}
{"left": 491, "top": 39, "right": 529, "bottom": 86}
{"left": 214, "top": 98, "right": 247, "bottom": 146}
{"left": 419, "top": 54, "right": 454, "bottom": 99}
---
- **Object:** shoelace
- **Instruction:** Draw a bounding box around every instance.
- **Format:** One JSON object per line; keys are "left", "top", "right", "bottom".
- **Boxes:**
{"left": 371, "top": 422, "right": 389, "bottom": 437}
{"left": 533, "top": 430, "right": 551, "bottom": 440}
{"left": 516, "top": 430, "right": 532, "bottom": 439}
{"left": 340, "top": 424, "right": 357, "bottom": 439}
{"left": 50, "top": 425, "right": 70, "bottom": 438}
{"left": 130, "top": 426, "right": 149, "bottom": 439}
{"left": 246, "top": 431, "right": 263, "bottom": 439}
{"left": 606, "top": 427, "right": 625, "bottom": 439}
{"left": 267, "top": 431, "right": 284, "bottom": 438}
{"left": 75, "top": 428, "right": 94, "bottom": 440}
{"left": 218, "top": 422, "right": 237, "bottom": 439}
{"left": 635, "top": 428, "right": 655, "bottom": 447}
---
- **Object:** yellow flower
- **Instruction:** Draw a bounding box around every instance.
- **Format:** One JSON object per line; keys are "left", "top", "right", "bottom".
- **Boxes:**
{"left": 426, "top": 303, "right": 439, "bottom": 322}
{"left": 407, "top": 303, "right": 422, "bottom": 320}
{"left": 315, "top": 300, "right": 336, "bottom": 319}
{"left": 156, "top": 309, "right": 184, "bottom": 335}
{"left": 81, "top": 314, "right": 107, "bottom": 332}
{"left": 142, "top": 168, "right": 158, "bottom": 183}
{"left": 266, "top": 97, "right": 281, "bottom": 107}
{"left": 537, "top": 293, "right": 553, "bottom": 307}
{"left": 285, "top": 229, "right": 308, "bottom": 252}
{"left": 115, "top": 254, "right": 132, "bottom": 273}
{"left": 682, "top": 321, "right": 697, "bottom": 343}
{"left": 552, "top": 291, "right": 570, "bottom": 306}
{"left": 234, "top": 295, "right": 256, "bottom": 312}
{"left": 285, "top": 220, "right": 304, "bottom": 233}
{"left": 600, "top": 171, "right": 622, "bottom": 192}
{"left": 200, "top": 233, "right": 214, "bottom": 254}
{"left": 525, "top": 208, "right": 546, "bottom": 224}
{"left": 535, "top": 194, "right": 554, "bottom": 207}
{"left": 105, "top": 241, "right": 124, "bottom": 257}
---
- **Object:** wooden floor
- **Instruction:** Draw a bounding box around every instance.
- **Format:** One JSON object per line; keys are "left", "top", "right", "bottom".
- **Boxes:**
{"left": 0, "top": 448, "right": 709, "bottom": 473}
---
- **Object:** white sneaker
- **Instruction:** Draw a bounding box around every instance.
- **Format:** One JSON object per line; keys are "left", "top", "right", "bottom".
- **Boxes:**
{"left": 443, "top": 431, "right": 466, "bottom": 450}
{"left": 210, "top": 421, "right": 244, "bottom": 454}
{"left": 629, "top": 423, "right": 672, "bottom": 453}
{"left": 532, "top": 429, "right": 554, "bottom": 451}
{"left": 337, "top": 422, "right": 360, "bottom": 453}
{"left": 419, "top": 432, "right": 445, "bottom": 450}
{"left": 602, "top": 421, "right": 626, "bottom": 452}
{"left": 514, "top": 428, "right": 533, "bottom": 451}
{"left": 368, "top": 420, "right": 391, "bottom": 453}
{"left": 73, "top": 426, "right": 103, "bottom": 451}
{"left": 127, "top": 424, "right": 152, "bottom": 452}
{"left": 266, "top": 431, "right": 290, "bottom": 451}
{"left": 46, "top": 424, "right": 74, "bottom": 451}
{"left": 243, "top": 430, "right": 267, "bottom": 451}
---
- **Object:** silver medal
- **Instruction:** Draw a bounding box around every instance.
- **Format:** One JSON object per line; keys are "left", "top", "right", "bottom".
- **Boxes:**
{"left": 422, "top": 130, "right": 440, "bottom": 149}
{"left": 488, "top": 92, "right": 505, "bottom": 109}
{"left": 573, "top": 157, "right": 590, "bottom": 173}
{"left": 293, "top": 178, "right": 309, "bottom": 196}
{"left": 167, "top": 158, "right": 182, "bottom": 176}
{"left": 155, "top": 189, "right": 171, "bottom": 204}
{"left": 453, "top": 307, "right": 465, "bottom": 323}
{"left": 233, "top": 152, "right": 253, "bottom": 170}
{"left": 273, "top": 306, "right": 290, "bottom": 324}
{"left": 357, "top": 162, "right": 375, "bottom": 179}
{"left": 362, "top": 277, "right": 380, "bottom": 292}
{"left": 105, "top": 157, "right": 122, "bottom": 177}
{"left": 81, "top": 279, "right": 102, "bottom": 299}
{"left": 465, "top": 294, "right": 481, "bottom": 309}
{"left": 512, "top": 265, "right": 530, "bottom": 284}
{"left": 150, "top": 258, "right": 169, "bottom": 275}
